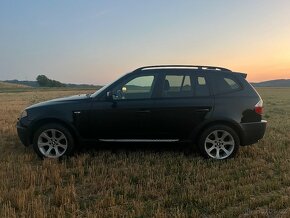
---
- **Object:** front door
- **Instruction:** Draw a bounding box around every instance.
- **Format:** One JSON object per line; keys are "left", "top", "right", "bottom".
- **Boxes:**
{"left": 89, "top": 73, "right": 158, "bottom": 140}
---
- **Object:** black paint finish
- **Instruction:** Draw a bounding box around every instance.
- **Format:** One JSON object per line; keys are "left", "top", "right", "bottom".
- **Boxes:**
{"left": 17, "top": 66, "right": 267, "bottom": 147}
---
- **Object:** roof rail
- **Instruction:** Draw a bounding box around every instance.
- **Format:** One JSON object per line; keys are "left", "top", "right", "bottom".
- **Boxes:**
{"left": 138, "top": 65, "right": 231, "bottom": 72}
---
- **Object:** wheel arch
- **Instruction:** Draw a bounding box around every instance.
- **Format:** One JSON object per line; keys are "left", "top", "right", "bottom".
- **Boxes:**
{"left": 192, "top": 119, "right": 244, "bottom": 145}
{"left": 28, "top": 118, "right": 79, "bottom": 145}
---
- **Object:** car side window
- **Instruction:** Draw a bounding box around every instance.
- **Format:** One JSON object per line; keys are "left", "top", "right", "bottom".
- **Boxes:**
{"left": 195, "top": 76, "right": 210, "bottom": 96}
{"left": 214, "top": 75, "right": 242, "bottom": 94}
{"left": 112, "top": 75, "right": 155, "bottom": 100}
{"left": 162, "top": 74, "right": 193, "bottom": 98}
{"left": 224, "top": 78, "right": 240, "bottom": 89}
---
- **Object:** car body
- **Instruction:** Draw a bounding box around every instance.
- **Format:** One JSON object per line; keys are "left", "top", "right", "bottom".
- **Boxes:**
{"left": 17, "top": 65, "right": 267, "bottom": 159}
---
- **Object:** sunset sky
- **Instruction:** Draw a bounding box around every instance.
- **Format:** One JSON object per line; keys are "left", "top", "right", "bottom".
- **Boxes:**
{"left": 0, "top": 0, "right": 290, "bottom": 84}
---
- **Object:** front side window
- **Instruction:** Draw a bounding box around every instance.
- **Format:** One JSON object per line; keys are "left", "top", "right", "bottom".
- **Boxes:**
{"left": 112, "top": 75, "right": 155, "bottom": 100}
{"left": 162, "top": 74, "right": 193, "bottom": 98}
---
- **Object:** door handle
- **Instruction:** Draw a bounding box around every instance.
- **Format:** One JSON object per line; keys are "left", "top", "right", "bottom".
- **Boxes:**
{"left": 195, "top": 108, "right": 210, "bottom": 112}
{"left": 137, "top": 110, "right": 151, "bottom": 113}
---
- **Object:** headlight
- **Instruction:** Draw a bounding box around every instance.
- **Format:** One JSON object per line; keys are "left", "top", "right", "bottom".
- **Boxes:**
{"left": 20, "top": 110, "right": 28, "bottom": 119}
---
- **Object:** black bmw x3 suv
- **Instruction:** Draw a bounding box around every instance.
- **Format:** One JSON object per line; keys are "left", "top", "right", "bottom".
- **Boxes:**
{"left": 17, "top": 65, "right": 267, "bottom": 160}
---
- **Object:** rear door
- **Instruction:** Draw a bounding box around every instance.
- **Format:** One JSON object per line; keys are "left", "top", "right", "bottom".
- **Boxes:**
{"left": 150, "top": 69, "right": 214, "bottom": 140}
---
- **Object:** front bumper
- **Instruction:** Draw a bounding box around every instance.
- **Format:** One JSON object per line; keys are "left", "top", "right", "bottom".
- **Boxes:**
{"left": 240, "top": 120, "right": 267, "bottom": 146}
{"left": 17, "top": 121, "right": 30, "bottom": 146}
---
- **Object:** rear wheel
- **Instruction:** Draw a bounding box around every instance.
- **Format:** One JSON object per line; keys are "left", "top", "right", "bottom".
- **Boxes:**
{"left": 33, "top": 123, "right": 75, "bottom": 159}
{"left": 198, "top": 125, "right": 239, "bottom": 160}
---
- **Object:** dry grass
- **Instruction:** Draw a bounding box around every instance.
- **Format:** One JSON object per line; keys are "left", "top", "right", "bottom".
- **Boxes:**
{"left": 0, "top": 88, "right": 290, "bottom": 217}
{"left": 0, "top": 81, "right": 30, "bottom": 89}
{"left": 0, "top": 81, "right": 31, "bottom": 92}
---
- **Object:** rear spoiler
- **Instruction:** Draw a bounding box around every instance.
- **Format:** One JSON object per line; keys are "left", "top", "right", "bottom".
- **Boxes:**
{"left": 236, "top": 72, "right": 247, "bottom": 78}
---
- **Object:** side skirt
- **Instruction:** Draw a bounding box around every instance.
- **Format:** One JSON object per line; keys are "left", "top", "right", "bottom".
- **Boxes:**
{"left": 98, "top": 139, "right": 179, "bottom": 143}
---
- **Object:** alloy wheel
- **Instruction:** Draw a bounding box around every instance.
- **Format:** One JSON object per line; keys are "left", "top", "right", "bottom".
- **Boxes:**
{"left": 204, "top": 130, "right": 235, "bottom": 159}
{"left": 37, "top": 129, "right": 68, "bottom": 158}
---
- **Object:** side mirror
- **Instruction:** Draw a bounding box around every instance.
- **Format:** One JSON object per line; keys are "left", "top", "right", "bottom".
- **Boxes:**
{"left": 122, "top": 86, "right": 127, "bottom": 93}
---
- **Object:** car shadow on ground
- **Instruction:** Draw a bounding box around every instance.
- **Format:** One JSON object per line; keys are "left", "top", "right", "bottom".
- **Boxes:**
{"left": 75, "top": 142, "right": 200, "bottom": 157}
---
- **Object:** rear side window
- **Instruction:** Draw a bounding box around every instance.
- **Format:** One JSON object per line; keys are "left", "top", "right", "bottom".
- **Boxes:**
{"left": 224, "top": 78, "right": 240, "bottom": 90}
{"left": 213, "top": 75, "right": 242, "bottom": 94}
{"left": 195, "top": 76, "right": 210, "bottom": 96}
{"left": 162, "top": 74, "right": 193, "bottom": 97}
{"left": 161, "top": 73, "right": 211, "bottom": 98}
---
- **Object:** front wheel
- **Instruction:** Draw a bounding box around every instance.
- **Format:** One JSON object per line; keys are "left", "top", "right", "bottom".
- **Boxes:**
{"left": 33, "top": 123, "right": 75, "bottom": 159}
{"left": 198, "top": 125, "right": 240, "bottom": 160}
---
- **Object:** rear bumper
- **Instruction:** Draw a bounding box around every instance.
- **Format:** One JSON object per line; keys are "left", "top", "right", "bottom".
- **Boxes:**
{"left": 240, "top": 120, "right": 267, "bottom": 146}
{"left": 17, "top": 121, "right": 30, "bottom": 146}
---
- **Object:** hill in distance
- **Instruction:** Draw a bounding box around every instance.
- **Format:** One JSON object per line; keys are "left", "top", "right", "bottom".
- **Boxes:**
{"left": 3, "top": 79, "right": 101, "bottom": 89}
{"left": 0, "top": 81, "right": 31, "bottom": 89}
{"left": 251, "top": 79, "right": 290, "bottom": 87}
{"left": 3, "top": 80, "right": 38, "bottom": 87}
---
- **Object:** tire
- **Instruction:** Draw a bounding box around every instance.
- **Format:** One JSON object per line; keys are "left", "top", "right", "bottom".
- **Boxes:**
{"left": 32, "top": 123, "right": 75, "bottom": 159}
{"left": 198, "top": 125, "right": 240, "bottom": 160}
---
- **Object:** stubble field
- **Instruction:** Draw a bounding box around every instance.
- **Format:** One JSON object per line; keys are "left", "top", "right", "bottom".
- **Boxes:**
{"left": 0, "top": 87, "right": 289, "bottom": 217}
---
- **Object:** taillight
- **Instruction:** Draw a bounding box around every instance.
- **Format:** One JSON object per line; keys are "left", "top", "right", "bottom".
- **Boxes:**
{"left": 255, "top": 99, "right": 263, "bottom": 115}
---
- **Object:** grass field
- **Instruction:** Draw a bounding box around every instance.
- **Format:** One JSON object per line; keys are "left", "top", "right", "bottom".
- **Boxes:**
{"left": 0, "top": 88, "right": 289, "bottom": 217}
{"left": 0, "top": 82, "right": 99, "bottom": 93}
{"left": 0, "top": 81, "right": 31, "bottom": 93}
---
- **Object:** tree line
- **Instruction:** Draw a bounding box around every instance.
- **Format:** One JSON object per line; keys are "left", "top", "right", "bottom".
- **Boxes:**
{"left": 36, "top": 75, "right": 66, "bottom": 87}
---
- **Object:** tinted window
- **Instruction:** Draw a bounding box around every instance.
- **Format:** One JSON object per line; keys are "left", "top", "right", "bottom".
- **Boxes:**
{"left": 224, "top": 78, "right": 240, "bottom": 89}
{"left": 162, "top": 74, "right": 193, "bottom": 97}
{"left": 214, "top": 75, "right": 242, "bottom": 94}
{"left": 195, "top": 76, "right": 210, "bottom": 96}
{"left": 113, "top": 75, "right": 155, "bottom": 100}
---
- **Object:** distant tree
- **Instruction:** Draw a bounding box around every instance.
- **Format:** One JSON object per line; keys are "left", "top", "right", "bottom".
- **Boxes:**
{"left": 36, "top": 75, "right": 66, "bottom": 87}
{"left": 36, "top": 75, "right": 49, "bottom": 86}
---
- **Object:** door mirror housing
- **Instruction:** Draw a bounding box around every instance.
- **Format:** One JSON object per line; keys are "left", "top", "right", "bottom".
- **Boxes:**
{"left": 122, "top": 86, "right": 127, "bottom": 93}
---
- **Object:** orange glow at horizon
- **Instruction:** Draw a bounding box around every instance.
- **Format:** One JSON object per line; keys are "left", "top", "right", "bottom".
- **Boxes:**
{"left": 244, "top": 69, "right": 290, "bottom": 82}
{"left": 231, "top": 61, "right": 290, "bottom": 82}
{"left": 219, "top": 44, "right": 290, "bottom": 82}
